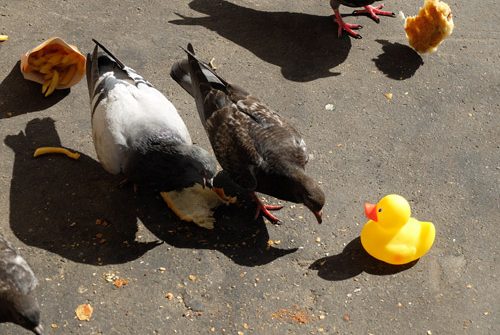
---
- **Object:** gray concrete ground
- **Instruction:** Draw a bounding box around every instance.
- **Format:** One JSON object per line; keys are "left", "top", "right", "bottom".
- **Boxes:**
{"left": 0, "top": 0, "right": 498, "bottom": 334}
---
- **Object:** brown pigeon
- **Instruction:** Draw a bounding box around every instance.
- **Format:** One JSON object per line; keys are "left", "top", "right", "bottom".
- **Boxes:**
{"left": 171, "top": 44, "right": 325, "bottom": 224}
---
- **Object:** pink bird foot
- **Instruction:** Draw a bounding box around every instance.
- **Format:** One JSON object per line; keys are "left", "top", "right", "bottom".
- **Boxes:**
{"left": 334, "top": 10, "right": 363, "bottom": 39}
{"left": 253, "top": 194, "right": 284, "bottom": 224}
{"left": 352, "top": 4, "right": 395, "bottom": 23}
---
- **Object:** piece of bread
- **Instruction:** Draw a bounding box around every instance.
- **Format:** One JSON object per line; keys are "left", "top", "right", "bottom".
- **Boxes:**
{"left": 405, "top": 0, "right": 454, "bottom": 53}
{"left": 160, "top": 184, "right": 236, "bottom": 229}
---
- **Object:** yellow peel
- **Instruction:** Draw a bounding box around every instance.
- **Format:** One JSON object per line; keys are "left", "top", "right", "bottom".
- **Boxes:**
{"left": 33, "top": 147, "right": 80, "bottom": 160}
{"left": 0, "top": 35, "right": 8, "bottom": 42}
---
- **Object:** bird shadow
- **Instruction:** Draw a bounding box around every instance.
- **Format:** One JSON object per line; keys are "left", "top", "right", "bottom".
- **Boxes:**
{"left": 4, "top": 118, "right": 293, "bottom": 266}
{"left": 169, "top": 0, "right": 352, "bottom": 82}
{"left": 136, "top": 170, "right": 298, "bottom": 266}
{"left": 372, "top": 39, "right": 424, "bottom": 80}
{"left": 4, "top": 118, "right": 159, "bottom": 265}
{"left": 0, "top": 61, "right": 70, "bottom": 119}
{"left": 309, "top": 237, "right": 417, "bottom": 281}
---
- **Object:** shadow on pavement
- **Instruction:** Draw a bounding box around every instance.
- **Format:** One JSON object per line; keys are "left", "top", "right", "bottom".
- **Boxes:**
{"left": 137, "top": 171, "right": 298, "bottom": 266}
{"left": 0, "top": 62, "right": 70, "bottom": 119}
{"left": 372, "top": 40, "right": 424, "bottom": 80}
{"left": 309, "top": 237, "right": 417, "bottom": 281}
{"left": 5, "top": 118, "right": 295, "bottom": 266}
{"left": 5, "top": 118, "right": 159, "bottom": 265}
{"left": 169, "top": 0, "right": 351, "bottom": 82}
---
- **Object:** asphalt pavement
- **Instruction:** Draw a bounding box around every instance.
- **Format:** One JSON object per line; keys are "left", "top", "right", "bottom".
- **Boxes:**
{"left": 0, "top": 1, "right": 498, "bottom": 334}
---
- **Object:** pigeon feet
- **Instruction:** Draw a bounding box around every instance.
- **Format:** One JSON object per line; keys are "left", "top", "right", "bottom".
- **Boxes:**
{"left": 252, "top": 194, "right": 283, "bottom": 224}
{"left": 334, "top": 10, "right": 363, "bottom": 39}
{"left": 352, "top": 4, "right": 395, "bottom": 23}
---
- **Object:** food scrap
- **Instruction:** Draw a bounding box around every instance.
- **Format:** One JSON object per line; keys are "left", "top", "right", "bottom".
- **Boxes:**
{"left": 160, "top": 184, "right": 236, "bottom": 229}
{"left": 33, "top": 147, "right": 80, "bottom": 160}
{"left": 0, "top": 35, "right": 8, "bottom": 42}
{"left": 75, "top": 303, "right": 93, "bottom": 321}
{"left": 113, "top": 278, "right": 129, "bottom": 288}
{"left": 20, "top": 37, "right": 86, "bottom": 96}
{"left": 404, "top": 0, "right": 454, "bottom": 53}
{"left": 271, "top": 306, "right": 311, "bottom": 324}
{"left": 209, "top": 57, "right": 217, "bottom": 70}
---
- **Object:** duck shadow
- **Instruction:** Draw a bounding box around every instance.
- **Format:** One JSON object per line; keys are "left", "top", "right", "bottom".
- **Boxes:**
{"left": 136, "top": 170, "right": 298, "bottom": 266}
{"left": 309, "top": 237, "right": 417, "bottom": 281}
{"left": 372, "top": 40, "right": 424, "bottom": 80}
{"left": 5, "top": 118, "right": 293, "bottom": 266}
{"left": 169, "top": 0, "right": 351, "bottom": 82}
{"left": 0, "top": 61, "right": 70, "bottom": 119}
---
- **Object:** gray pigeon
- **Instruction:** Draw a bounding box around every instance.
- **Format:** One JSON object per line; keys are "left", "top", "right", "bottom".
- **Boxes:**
{"left": 170, "top": 44, "right": 325, "bottom": 224}
{"left": 86, "top": 39, "right": 217, "bottom": 192}
{"left": 0, "top": 235, "right": 43, "bottom": 335}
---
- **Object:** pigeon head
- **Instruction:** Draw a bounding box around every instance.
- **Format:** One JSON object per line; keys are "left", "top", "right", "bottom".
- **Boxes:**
{"left": 127, "top": 139, "right": 218, "bottom": 191}
{"left": 295, "top": 175, "right": 325, "bottom": 224}
{"left": 0, "top": 293, "right": 43, "bottom": 335}
{"left": 185, "top": 144, "right": 218, "bottom": 188}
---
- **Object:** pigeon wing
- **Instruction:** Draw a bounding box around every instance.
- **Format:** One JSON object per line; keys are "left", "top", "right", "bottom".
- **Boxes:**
{"left": 0, "top": 236, "right": 38, "bottom": 295}
{"left": 231, "top": 96, "right": 309, "bottom": 171}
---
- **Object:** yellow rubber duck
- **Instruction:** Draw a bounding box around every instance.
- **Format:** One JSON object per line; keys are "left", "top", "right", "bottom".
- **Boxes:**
{"left": 361, "top": 194, "right": 435, "bottom": 265}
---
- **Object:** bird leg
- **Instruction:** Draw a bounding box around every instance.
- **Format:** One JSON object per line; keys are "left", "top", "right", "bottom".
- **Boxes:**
{"left": 252, "top": 193, "right": 283, "bottom": 224}
{"left": 352, "top": 4, "right": 395, "bottom": 23}
{"left": 333, "top": 9, "right": 363, "bottom": 39}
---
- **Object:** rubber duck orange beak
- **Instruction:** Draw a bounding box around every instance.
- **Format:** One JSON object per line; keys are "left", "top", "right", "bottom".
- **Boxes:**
{"left": 364, "top": 202, "right": 378, "bottom": 222}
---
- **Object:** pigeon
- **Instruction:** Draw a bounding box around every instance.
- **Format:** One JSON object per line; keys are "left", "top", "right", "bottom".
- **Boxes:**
{"left": 86, "top": 39, "right": 217, "bottom": 192}
{"left": 170, "top": 44, "right": 325, "bottom": 224}
{"left": 330, "top": 0, "right": 395, "bottom": 39}
{"left": 0, "top": 235, "right": 43, "bottom": 335}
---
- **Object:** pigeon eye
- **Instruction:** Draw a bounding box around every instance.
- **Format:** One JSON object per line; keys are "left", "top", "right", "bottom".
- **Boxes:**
{"left": 378, "top": 208, "right": 382, "bottom": 213}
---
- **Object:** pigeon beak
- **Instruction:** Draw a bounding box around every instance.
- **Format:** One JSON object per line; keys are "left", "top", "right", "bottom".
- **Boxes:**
{"left": 204, "top": 177, "right": 213, "bottom": 189}
{"left": 33, "top": 324, "right": 44, "bottom": 335}
{"left": 313, "top": 210, "right": 323, "bottom": 224}
{"left": 364, "top": 202, "right": 378, "bottom": 222}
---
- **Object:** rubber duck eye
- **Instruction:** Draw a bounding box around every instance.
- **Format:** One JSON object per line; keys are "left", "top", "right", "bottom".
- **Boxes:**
{"left": 378, "top": 208, "right": 382, "bottom": 213}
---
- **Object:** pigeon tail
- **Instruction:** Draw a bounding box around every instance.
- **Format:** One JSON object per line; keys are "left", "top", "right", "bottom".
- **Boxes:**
{"left": 87, "top": 40, "right": 151, "bottom": 100}
{"left": 170, "top": 58, "right": 225, "bottom": 98}
{"left": 176, "top": 44, "right": 231, "bottom": 127}
{"left": 91, "top": 39, "right": 125, "bottom": 69}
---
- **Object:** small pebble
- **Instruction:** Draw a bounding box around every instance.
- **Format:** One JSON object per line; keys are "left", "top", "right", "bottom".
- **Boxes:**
{"left": 325, "top": 104, "right": 335, "bottom": 111}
